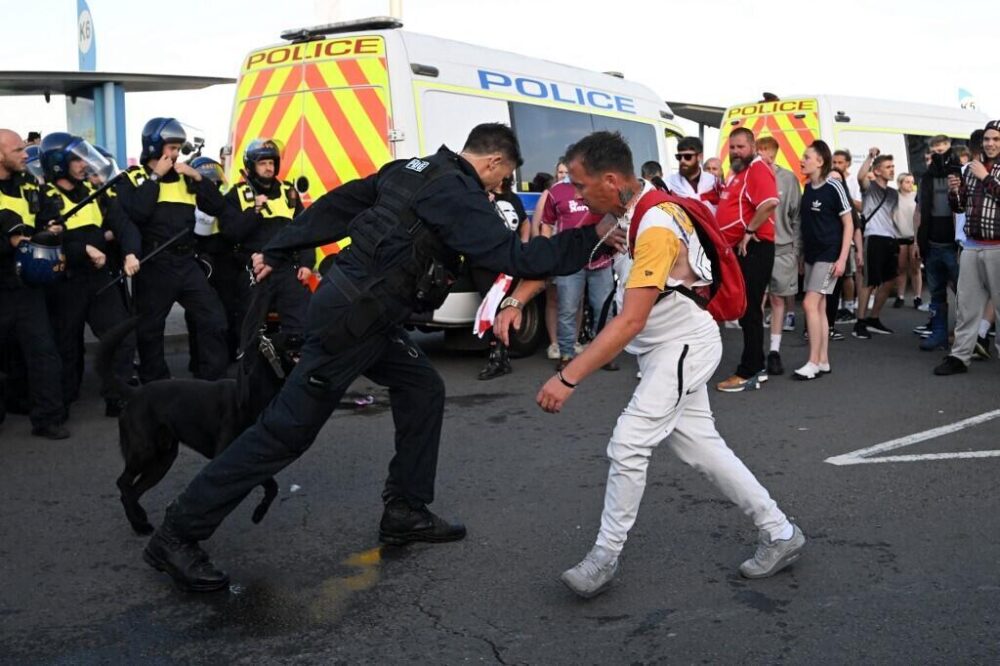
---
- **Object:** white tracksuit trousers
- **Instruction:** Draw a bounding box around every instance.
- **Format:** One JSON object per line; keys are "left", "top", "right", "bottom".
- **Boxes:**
{"left": 596, "top": 338, "right": 789, "bottom": 555}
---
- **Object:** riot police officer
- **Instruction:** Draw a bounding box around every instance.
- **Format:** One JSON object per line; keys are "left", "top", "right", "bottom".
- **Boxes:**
{"left": 185, "top": 157, "right": 243, "bottom": 366}
{"left": 116, "top": 118, "right": 228, "bottom": 383}
{"left": 36, "top": 133, "right": 140, "bottom": 417}
{"left": 0, "top": 129, "right": 67, "bottom": 439}
{"left": 221, "top": 139, "right": 310, "bottom": 336}
{"left": 143, "top": 123, "right": 622, "bottom": 591}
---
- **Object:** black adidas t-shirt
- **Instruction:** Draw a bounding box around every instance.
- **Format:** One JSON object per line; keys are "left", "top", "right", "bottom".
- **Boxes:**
{"left": 800, "top": 178, "right": 853, "bottom": 263}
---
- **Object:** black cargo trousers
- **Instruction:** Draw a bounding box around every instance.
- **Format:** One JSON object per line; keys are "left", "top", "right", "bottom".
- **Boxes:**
{"left": 164, "top": 267, "right": 445, "bottom": 541}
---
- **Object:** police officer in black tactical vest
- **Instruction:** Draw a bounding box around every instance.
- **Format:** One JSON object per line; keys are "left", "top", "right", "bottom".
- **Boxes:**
{"left": 116, "top": 118, "right": 229, "bottom": 383}
{"left": 221, "top": 138, "right": 310, "bottom": 337}
{"left": 0, "top": 129, "right": 68, "bottom": 439}
{"left": 36, "top": 133, "right": 140, "bottom": 418}
{"left": 142, "top": 123, "right": 623, "bottom": 592}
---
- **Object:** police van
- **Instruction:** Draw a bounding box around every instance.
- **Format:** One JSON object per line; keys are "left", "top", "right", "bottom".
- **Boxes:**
{"left": 225, "top": 17, "right": 684, "bottom": 354}
{"left": 716, "top": 95, "right": 989, "bottom": 183}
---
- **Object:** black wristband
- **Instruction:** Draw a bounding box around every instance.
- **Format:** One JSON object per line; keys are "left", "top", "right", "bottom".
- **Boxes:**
{"left": 557, "top": 370, "right": 577, "bottom": 389}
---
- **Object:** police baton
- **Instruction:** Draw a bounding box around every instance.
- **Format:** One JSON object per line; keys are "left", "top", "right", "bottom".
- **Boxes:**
{"left": 54, "top": 171, "right": 126, "bottom": 226}
{"left": 94, "top": 227, "right": 192, "bottom": 296}
{"left": 240, "top": 169, "right": 272, "bottom": 214}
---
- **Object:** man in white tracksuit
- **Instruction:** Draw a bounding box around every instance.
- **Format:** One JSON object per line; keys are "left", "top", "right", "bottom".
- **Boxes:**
{"left": 496, "top": 131, "right": 805, "bottom": 598}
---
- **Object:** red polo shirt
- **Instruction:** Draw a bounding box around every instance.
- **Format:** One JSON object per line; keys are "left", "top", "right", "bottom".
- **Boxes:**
{"left": 716, "top": 156, "right": 778, "bottom": 247}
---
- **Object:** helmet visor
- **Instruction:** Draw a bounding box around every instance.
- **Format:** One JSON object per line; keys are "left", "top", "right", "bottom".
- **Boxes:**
{"left": 68, "top": 139, "right": 116, "bottom": 185}
{"left": 25, "top": 155, "right": 45, "bottom": 183}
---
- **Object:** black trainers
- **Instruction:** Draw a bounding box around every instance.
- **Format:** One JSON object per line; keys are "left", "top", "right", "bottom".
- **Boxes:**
{"left": 143, "top": 524, "right": 230, "bottom": 592}
{"left": 835, "top": 308, "right": 857, "bottom": 325}
{"left": 913, "top": 296, "right": 923, "bottom": 309}
{"left": 866, "top": 318, "right": 893, "bottom": 335}
{"left": 379, "top": 499, "right": 466, "bottom": 546}
{"left": 766, "top": 351, "right": 784, "bottom": 376}
{"left": 829, "top": 327, "right": 845, "bottom": 341}
{"left": 892, "top": 296, "right": 904, "bottom": 308}
{"left": 974, "top": 336, "right": 992, "bottom": 360}
{"left": 934, "top": 355, "right": 968, "bottom": 376}
{"left": 477, "top": 346, "right": 512, "bottom": 380}
{"left": 852, "top": 321, "right": 871, "bottom": 339}
{"left": 31, "top": 424, "right": 70, "bottom": 440}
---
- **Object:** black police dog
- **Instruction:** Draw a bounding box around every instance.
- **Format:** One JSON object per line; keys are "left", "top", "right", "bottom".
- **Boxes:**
{"left": 97, "top": 288, "right": 302, "bottom": 535}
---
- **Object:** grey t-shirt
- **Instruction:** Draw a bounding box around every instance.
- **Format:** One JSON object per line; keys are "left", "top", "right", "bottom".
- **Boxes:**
{"left": 862, "top": 181, "right": 899, "bottom": 238}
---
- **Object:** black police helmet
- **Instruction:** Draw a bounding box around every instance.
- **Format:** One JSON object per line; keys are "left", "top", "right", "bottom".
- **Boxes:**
{"left": 190, "top": 156, "right": 226, "bottom": 186}
{"left": 39, "top": 132, "right": 80, "bottom": 182}
{"left": 141, "top": 117, "right": 186, "bottom": 162}
{"left": 243, "top": 138, "right": 282, "bottom": 183}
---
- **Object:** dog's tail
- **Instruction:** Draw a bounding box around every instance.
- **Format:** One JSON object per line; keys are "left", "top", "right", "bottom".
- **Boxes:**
{"left": 97, "top": 316, "right": 140, "bottom": 404}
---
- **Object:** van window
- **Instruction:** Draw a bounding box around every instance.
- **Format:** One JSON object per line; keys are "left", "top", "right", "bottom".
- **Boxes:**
{"left": 510, "top": 102, "right": 657, "bottom": 191}
{"left": 421, "top": 91, "right": 511, "bottom": 156}
{"left": 904, "top": 134, "right": 968, "bottom": 181}
{"left": 509, "top": 104, "right": 592, "bottom": 189}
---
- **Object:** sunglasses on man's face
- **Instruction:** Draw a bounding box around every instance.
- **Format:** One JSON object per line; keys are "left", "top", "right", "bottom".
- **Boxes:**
{"left": 675, "top": 153, "right": 699, "bottom": 162}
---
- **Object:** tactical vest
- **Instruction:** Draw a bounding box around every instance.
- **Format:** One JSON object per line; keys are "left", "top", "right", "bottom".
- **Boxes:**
{"left": 234, "top": 181, "right": 297, "bottom": 219}
{"left": 346, "top": 157, "right": 460, "bottom": 312}
{"left": 48, "top": 183, "right": 104, "bottom": 230}
{"left": 125, "top": 167, "right": 197, "bottom": 206}
{"left": 0, "top": 177, "right": 40, "bottom": 229}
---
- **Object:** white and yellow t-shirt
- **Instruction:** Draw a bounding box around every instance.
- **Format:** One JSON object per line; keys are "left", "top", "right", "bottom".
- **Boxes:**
{"left": 614, "top": 180, "right": 719, "bottom": 355}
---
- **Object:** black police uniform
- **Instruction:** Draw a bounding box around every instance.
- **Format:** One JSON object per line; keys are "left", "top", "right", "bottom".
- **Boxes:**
{"left": 116, "top": 166, "right": 229, "bottom": 382}
{"left": 36, "top": 179, "right": 139, "bottom": 410}
{"left": 159, "top": 146, "right": 608, "bottom": 545}
{"left": 220, "top": 178, "right": 310, "bottom": 336}
{"left": 186, "top": 204, "right": 246, "bottom": 367}
{"left": 0, "top": 172, "right": 65, "bottom": 431}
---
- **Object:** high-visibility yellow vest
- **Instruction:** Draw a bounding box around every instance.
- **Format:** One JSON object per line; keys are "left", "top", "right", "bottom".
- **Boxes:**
{"left": 125, "top": 167, "right": 197, "bottom": 206}
{"left": 48, "top": 183, "right": 104, "bottom": 230}
{"left": 0, "top": 178, "right": 39, "bottom": 228}
{"left": 234, "top": 180, "right": 297, "bottom": 219}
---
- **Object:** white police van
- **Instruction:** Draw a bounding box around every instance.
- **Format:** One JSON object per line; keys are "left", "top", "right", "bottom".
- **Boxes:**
{"left": 228, "top": 17, "right": 685, "bottom": 354}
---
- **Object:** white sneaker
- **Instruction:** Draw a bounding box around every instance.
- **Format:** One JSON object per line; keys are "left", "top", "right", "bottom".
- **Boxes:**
{"left": 783, "top": 312, "right": 796, "bottom": 332}
{"left": 560, "top": 545, "right": 620, "bottom": 598}
{"left": 546, "top": 343, "right": 560, "bottom": 360}
{"left": 574, "top": 342, "right": 585, "bottom": 355}
{"left": 818, "top": 362, "right": 831, "bottom": 374}
{"left": 739, "top": 524, "right": 806, "bottom": 578}
{"left": 793, "top": 362, "right": 821, "bottom": 380}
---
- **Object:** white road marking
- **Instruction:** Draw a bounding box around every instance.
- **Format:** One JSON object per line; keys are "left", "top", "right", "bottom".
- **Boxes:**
{"left": 825, "top": 409, "right": 1000, "bottom": 466}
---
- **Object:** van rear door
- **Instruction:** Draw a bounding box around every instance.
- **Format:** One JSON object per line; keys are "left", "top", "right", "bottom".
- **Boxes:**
{"left": 718, "top": 98, "right": 821, "bottom": 181}
{"left": 228, "top": 35, "right": 394, "bottom": 206}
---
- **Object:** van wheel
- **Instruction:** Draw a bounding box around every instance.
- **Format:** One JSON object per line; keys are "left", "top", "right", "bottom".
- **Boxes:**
{"left": 508, "top": 297, "right": 545, "bottom": 358}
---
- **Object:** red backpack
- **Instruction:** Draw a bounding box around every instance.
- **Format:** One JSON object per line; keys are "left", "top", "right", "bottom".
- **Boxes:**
{"left": 628, "top": 189, "right": 747, "bottom": 322}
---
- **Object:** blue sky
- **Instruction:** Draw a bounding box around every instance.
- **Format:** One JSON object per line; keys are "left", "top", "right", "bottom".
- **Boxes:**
{"left": 1, "top": 0, "right": 995, "bottom": 159}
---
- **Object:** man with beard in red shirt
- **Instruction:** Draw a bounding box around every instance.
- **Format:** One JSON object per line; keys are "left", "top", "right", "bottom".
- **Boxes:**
{"left": 715, "top": 128, "right": 779, "bottom": 392}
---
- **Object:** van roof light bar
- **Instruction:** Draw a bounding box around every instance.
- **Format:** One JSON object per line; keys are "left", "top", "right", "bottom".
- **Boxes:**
{"left": 280, "top": 16, "right": 403, "bottom": 43}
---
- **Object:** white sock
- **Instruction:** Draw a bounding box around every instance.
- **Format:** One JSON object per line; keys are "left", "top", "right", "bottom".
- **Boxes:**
{"left": 770, "top": 334, "right": 782, "bottom": 352}
{"left": 774, "top": 521, "right": 795, "bottom": 541}
{"left": 980, "top": 319, "right": 991, "bottom": 338}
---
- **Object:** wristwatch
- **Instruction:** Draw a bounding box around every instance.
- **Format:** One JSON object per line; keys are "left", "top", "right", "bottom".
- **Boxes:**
{"left": 499, "top": 296, "right": 523, "bottom": 310}
{"left": 148, "top": 173, "right": 160, "bottom": 182}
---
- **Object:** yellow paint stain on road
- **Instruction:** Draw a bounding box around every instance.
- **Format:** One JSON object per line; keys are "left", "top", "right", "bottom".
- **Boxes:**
{"left": 310, "top": 546, "right": 383, "bottom": 622}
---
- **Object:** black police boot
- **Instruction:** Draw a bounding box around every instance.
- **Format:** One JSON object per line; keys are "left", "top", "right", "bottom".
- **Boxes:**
{"left": 143, "top": 522, "right": 230, "bottom": 592}
{"left": 477, "top": 344, "right": 512, "bottom": 381}
{"left": 379, "top": 498, "right": 467, "bottom": 546}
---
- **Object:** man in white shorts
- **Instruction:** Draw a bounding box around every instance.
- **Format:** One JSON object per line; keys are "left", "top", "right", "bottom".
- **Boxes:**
{"left": 495, "top": 131, "right": 805, "bottom": 599}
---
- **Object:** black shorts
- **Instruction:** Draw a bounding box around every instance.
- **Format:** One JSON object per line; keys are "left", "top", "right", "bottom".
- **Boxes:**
{"left": 897, "top": 237, "right": 914, "bottom": 246}
{"left": 864, "top": 235, "right": 899, "bottom": 287}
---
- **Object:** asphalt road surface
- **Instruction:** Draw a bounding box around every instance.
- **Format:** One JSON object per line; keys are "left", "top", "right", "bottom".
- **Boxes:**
{"left": 2, "top": 304, "right": 999, "bottom": 664}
